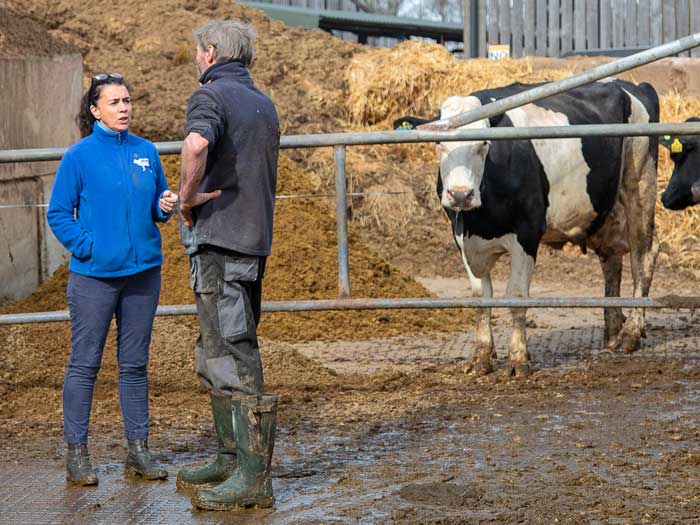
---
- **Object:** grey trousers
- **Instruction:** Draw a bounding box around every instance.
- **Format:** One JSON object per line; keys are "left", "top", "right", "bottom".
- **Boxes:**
{"left": 190, "top": 246, "right": 265, "bottom": 396}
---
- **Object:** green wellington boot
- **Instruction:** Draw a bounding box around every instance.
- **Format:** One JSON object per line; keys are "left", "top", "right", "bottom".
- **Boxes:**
{"left": 192, "top": 395, "right": 277, "bottom": 511}
{"left": 176, "top": 393, "right": 237, "bottom": 490}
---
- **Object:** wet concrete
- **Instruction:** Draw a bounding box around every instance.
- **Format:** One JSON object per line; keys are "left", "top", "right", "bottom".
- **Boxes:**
{"left": 4, "top": 371, "right": 700, "bottom": 524}
{"left": 4, "top": 275, "right": 700, "bottom": 523}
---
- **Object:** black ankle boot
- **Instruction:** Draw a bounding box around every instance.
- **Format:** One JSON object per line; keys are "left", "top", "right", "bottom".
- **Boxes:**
{"left": 125, "top": 439, "right": 168, "bottom": 480}
{"left": 66, "top": 443, "right": 98, "bottom": 486}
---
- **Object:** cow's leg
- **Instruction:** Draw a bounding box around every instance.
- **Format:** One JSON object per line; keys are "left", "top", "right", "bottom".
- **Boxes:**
{"left": 598, "top": 253, "right": 626, "bottom": 346}
{"left": 462, "top": 252, "right": 496, "bottom": 375}
{"left": 506, "top": 236, "right": 535, "bottom": 378}
{"left": 612, "top": 142, "right": 659, "bottom": 353}
{"left": 467, "top": 269, "right": 496, "bottom": 376}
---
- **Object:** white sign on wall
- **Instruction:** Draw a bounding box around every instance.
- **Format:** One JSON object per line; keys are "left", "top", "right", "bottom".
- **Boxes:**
{"left": 488, "top": 44, "right": 511, "bottom": 60}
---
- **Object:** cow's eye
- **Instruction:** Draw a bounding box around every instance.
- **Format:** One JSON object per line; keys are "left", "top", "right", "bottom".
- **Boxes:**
{"left": 436, "top": 142, "right": 446, "bottom": 154}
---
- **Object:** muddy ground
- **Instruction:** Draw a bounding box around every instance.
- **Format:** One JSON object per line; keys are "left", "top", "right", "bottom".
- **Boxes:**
{"left": 3, "top": 253, "right": 700, "bottom": 524}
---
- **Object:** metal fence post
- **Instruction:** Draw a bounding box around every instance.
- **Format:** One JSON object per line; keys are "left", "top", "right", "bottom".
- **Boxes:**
{"left": 334, "top": 145, "right": 351, "bottom": 299}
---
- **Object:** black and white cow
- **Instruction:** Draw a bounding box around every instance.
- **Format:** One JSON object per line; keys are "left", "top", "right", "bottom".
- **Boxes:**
{"left": 661, "top": 117, "right": 700, "bottom": 210}
{"left": 396, "top": 80, "right": 659, "bottom": 377}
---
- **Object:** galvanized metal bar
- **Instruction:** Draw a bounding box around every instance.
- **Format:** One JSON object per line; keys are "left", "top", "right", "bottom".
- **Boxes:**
{"left": 422, "top": 31, "right": 700, "bottom": 130}
{"left": 280, "top": 122, "right": 700, "bottom": 148}
{"left": 4, "top": 122, "right": 700, "bottom": 163}
{"left": 3, "top": 296, "right": 699, "bottom": 325}
{"left": 334, "top": 145, "right": 351, "bottom": 298}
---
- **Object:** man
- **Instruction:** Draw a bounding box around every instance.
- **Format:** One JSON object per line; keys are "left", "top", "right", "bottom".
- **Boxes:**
{"left": 176, "top": 19, "right": 280, "bottom": 511}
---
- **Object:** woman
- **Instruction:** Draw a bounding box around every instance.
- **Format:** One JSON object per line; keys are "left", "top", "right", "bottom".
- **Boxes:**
{"left": 47, "top": 73, "right": 178, "bottom": 485}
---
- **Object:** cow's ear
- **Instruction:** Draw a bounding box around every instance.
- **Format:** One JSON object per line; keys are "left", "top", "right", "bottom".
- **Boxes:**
{"left": 671, "top": 138, "right": 685, "bottom": 154}
{"left": 660, "top": 135, "right": 687, "bottom": 153}
{"left": 661, "top": 135, "right": 694, "bottom": 154}
{"left": 395, "top": 120, "right": 416, "bottom": 131}
{"left": 392, "top": 113, "right": 441, "bottom": 131}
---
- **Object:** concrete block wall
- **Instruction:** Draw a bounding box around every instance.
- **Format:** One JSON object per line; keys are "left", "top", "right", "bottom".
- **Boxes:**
{"left": 0, "top": 53, "right": 83, "bottom": 301}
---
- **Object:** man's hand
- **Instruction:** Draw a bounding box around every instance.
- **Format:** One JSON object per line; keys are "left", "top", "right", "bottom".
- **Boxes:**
{"left": 179, "top": 131, "right": 222, "bottom": 228}
{"left": 159, "top": 190, "right": 179, "bottom": 214}
{"left": 179, "top": 190, "right": 222, "bottom": 228}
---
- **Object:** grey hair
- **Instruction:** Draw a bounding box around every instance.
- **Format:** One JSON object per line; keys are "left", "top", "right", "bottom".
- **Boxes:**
{"left": 193, "top": 20, "right": 255, "bottom": 67}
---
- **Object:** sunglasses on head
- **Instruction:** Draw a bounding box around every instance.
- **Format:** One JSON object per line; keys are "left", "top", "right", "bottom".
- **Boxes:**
{"left": 90, "top": 72, "right": 124, "bottom": 88}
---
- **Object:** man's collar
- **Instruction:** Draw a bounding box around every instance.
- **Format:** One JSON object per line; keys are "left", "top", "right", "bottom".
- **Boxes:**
{"left": 198, "top": 60, "right": 249, "bottom": 85}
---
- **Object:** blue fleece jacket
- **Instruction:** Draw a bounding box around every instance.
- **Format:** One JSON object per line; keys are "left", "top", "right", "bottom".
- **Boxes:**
{"left": 47, "top": 122, "right": 173, "bottom": 278}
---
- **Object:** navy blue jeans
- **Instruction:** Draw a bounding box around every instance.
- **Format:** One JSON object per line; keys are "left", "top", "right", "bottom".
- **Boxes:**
{"left": 63, "top": 267, "right": 161, "bottom": 444}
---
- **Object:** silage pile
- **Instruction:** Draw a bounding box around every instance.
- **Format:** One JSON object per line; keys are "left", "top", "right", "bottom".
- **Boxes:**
{"left": 4, "top": 155, "right": 475, "bottom": 341}
{"left": 0, "top": 316, "right": 424, "bottom": 440}
{"left": 0, "top": 6, "right": 76, "bottom": 57}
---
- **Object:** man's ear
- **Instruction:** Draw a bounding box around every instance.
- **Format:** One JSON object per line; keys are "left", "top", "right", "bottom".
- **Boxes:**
{"left": 206, "top": 44, "right": 217, "bottom": 65}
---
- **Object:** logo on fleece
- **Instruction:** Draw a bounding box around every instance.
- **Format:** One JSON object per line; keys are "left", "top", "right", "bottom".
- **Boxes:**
{"left": 133, "top": 157, "right": 151, "bottom": 172}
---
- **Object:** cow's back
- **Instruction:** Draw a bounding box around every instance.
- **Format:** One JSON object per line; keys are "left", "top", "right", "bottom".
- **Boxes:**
{"left": 460, "top": 82, "right": 642, "bottom": 250}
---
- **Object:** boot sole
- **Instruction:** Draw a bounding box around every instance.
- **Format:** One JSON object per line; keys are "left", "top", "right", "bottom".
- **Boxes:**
{"left": 192, "top": 495, "right": 274, "bottom": 511}
{"left": 125, "top": 466, "right": 168, "bottom": 481}
{"left": 175, "top": 477, "right": 221, "bottom": 492}
{"left": 66, "top": 475, "right": 98, "bottom": 486}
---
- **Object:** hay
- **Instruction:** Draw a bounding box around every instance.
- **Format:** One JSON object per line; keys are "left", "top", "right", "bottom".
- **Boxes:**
{"left": 360, "top": 180, "right": 422, "bottom": 232}
{"left": 347, "top": 40, "right": 571, "bottom": 126}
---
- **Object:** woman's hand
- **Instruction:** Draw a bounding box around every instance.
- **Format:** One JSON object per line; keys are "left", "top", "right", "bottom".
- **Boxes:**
{"left": 159, "top": 190, "right": 178, "bottom": 214}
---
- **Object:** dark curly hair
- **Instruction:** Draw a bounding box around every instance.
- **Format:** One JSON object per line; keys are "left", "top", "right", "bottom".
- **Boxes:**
{"left": 76, "top": 75, "right": 131, "bottom": 138}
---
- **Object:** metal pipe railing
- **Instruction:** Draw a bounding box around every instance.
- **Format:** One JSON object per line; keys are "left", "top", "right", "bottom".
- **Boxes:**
{"left": 421, "top": 31, "right": 700, "bottom": 130}
{"left": 2, "top": 295, "right": 699, "bottom": 325}
{"left": 3, "top": 122, "right": 700, "bottom": 163}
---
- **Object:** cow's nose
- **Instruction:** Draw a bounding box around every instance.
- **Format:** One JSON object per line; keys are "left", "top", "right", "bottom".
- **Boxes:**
{"left": 447, "top": 189, "right": 474, "bottom": 207}
{"left": 691, "top": 182, "right": 700, "bottom": 203}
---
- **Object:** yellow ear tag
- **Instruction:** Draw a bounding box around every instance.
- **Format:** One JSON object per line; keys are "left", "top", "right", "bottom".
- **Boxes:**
{"left": 671, "top": 138, "right": 683, "bottom": 154}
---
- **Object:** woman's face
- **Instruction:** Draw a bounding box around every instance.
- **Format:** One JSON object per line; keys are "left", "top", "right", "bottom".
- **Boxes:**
{"left": 90, "top": 84, "right": 131, "bottom": 132}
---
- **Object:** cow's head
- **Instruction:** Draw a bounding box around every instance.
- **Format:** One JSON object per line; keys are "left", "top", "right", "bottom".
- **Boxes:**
{"left": 436, "top": 96, "right": 491, "bottom": 212}
{"left": 661, "top": 118, "right": 700, "bottom": 210}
